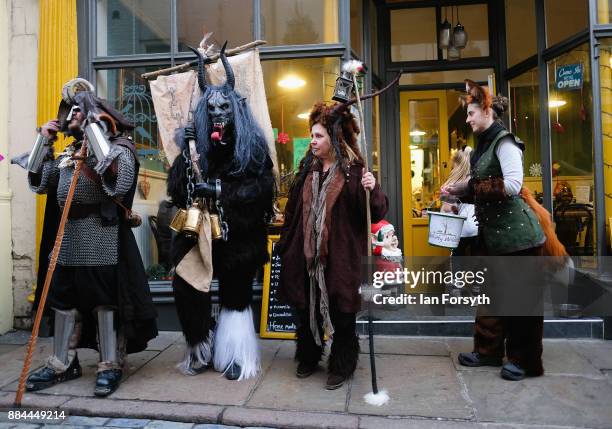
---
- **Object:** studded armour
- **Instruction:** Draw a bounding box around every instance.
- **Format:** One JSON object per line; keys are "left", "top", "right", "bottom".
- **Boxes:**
{"left": 29, "top": 143, "right": 136, "bottom": 266}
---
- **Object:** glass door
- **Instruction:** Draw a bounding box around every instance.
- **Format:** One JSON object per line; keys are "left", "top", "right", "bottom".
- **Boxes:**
{"left": 399, "top": 90, "right": 451, "bottom": 257}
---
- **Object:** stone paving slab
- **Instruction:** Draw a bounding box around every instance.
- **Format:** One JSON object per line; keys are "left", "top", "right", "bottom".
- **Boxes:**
{"left": 0, "top": 346, "right": 20, "bottom": 358}
{"left": 1, "top": 350, "right": 158, "bottom": 396}
{"left": 359, "top": 336, "right": 449, "bottom": 356}
{"left": 359, "top": 416, "right": 479, "bottom": 429}
{"left": 463, "top": 371, "right": 612, "bottom": 429}
{"left": 247, "top": 342, "right": 348, "bottom": 413}
{"left": 570, "top": 339, "right": 612, "bottom": 370}
{"left": 145, "top": 332, "right": 182, "bottom": 352}
{"left": 0, "top": 341, "right": 52, "bottom": 389}
{"left": 540, "top": 341, "right": 604, "bottom": 378}
{"left": 222, "top": 407, "right": 359, "bottom": 429}
{"left": 112, "top": 341, "right": 280, "bottom": 406}
{"left": 0, "top": 331, "right": 32, "bottom": 346}
{"left": 0, "top": 391, "right": 70, "bottom": 409}
{"left": 60, "top": 398, "right": 223, "bottom": 424}
{"left": 106, "top": 418, "right": 151, "bottom": 428}
{"left": 348, "top": 354, "right": 472, "bottom": 419}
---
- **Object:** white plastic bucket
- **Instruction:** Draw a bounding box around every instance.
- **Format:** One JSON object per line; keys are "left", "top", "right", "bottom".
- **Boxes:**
{"left": 426, "top": 211, "right": 466, "bottom": 249}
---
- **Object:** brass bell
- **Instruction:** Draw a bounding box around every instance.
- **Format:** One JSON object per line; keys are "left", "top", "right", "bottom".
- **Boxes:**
{"left": 182, "top": 206, "right": 203, "bottom": 238}
{"left": 170, "top": 209, "right": 188, "bottom": 233}
{"left": 210, "top": 213, "right": 223, "bottom": 240}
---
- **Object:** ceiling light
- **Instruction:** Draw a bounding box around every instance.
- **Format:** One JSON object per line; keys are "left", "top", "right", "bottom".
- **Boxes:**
{"left": 549, "top": 100, "right": 567, "bottom": 108}
{"left": 278, "top": 76, "right": 306, "bottom": 89}
{"left": 297, "top": 112, "right": 309, "bottom": 119}
{"left": 410, "top": 130, "right": 426, "bottom": 137}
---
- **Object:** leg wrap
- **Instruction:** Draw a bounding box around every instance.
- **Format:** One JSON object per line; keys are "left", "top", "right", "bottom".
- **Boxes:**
{"left": 328, "top": 310, "right": 359, "bottom": 378}
{"left": 95, "top": 307, "right": 122, "bottom": 371}
{"left": 213, "top": 306, "right": 260, "bottom": 380}
{"left": 295, "top": 309, "right": 323, "bottom": 366}
{"left": 48, "top": 308, "right": 80, "bottom": 372}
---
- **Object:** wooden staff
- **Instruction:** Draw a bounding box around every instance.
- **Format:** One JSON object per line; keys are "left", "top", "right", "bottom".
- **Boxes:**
{"left": 14, "top": 141, "right": 88, "bottom": 407}
{"left": 141, "top": 40, "right": 268, "bottom": 80}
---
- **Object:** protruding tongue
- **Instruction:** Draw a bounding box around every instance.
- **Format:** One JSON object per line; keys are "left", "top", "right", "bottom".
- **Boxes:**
{"left": 211, "top": 124, "right": 224, "bottom": 142}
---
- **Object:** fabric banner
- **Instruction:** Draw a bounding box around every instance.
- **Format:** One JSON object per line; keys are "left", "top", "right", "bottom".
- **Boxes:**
{"left": 149, "top": 50, "right": 278, "bottom": 177}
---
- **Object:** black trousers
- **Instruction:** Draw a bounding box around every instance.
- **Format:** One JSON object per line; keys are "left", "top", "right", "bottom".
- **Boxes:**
{"left": 295, "top": 288, "right": 359, "bottom": 377}
{"left": 472, "top": 246, "right": 544, "bottom": 376}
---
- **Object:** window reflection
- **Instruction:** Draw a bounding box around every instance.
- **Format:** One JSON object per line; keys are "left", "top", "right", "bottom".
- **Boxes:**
{"left": 261, "top": 0, "right": 338, "bottom": 45}
{"left": 505, "top": 0, "right": 536, "bottom": 67}
{"left": 96, "top": 66, "right": 173, "bottom": 279}
{"left": 544, "top": 0, "right": 588, "bottom": 47}
{"left": 177, "top": 0, "right": 254, "bottom": 51}
{"left": 508, "top": 68, "right": 542, "bottom": 195}
{"left": 96, "top": 0, "right": 171, "bottom": 56}
{"left": 262, "top": 57, "right": 339, "bottom": 195}
{"left": 548, "top": 44, "right": 595, "bottom": 255}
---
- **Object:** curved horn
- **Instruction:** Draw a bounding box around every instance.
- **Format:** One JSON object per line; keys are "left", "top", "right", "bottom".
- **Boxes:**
{"left": 187, "top": 45, "right": 207, "bottom": 92}
{"left": 331, "top": 72, "right": 402, "bottom": 114}
{"left": 219, "top": 41, "right": 235, "bottom": 89}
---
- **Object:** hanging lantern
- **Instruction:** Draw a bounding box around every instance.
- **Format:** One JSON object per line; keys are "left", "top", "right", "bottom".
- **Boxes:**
{"left": 439, "top": 7, "right": 451, "bottom": 49}
{"left": 332, "top": 71, "right": 354, "bottom": 103}
{"left": 448, "top": 43, "right": 460, "bottom": 61}
{"left": 452, "top": 6, "right": 468, "bottom": 50}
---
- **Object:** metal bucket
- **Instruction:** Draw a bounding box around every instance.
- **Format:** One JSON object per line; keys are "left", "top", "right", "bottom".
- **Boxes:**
{"left": 426, "top": 211, "right": 466, "bottom": 249}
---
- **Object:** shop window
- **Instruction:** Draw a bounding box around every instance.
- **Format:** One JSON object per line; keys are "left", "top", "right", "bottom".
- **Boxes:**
{"left": 505, "top": 0, "right": 537, "bottom": 67}
{"left": 351, "top": 0, "right": 363, "bottom": 58}
{"left": 96, "top": 66, "right": 173, "bottom": 279}
{"left": 261, "top": 0, "right": 338, "bottom": 46}
{"left": 399, "top": 69, "right": 494, "bottom": 86}
{"left": 390, "top": 8, "right": 437, "bottom": 62}
{"left": 508, "top": 68, "right": 542, "bottom": 195}
{"left": 96, "top": 0, "right": 171, "bottom": 56}
{"left": 177, "top": 0, "right": 254, "bottom": 51}
{"left": 544, "top": 0, "right": 588, "bottom": 47}
{"left": 599, "top": 0, "right": 612, "bottom": 23}
{"left": 547, "top": 44, "right": 595, "bottom": 255}
{"left": 261, "top": 57, "right": 339, "bottom": 191}
{"left": 598, "top": 39, "right": 612, "bottom": 250}
{"left": 369, "top": 0, "right": 379, "bottom": 75}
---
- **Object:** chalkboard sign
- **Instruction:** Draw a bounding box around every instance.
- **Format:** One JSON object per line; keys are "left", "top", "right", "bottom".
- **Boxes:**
{"left": 260, "top": 235, "right": 297, "bottom": 339}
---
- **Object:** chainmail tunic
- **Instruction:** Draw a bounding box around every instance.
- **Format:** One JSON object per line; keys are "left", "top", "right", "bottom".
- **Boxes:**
{"left": 29, "top": 143, "right": 136, "bottom": 266}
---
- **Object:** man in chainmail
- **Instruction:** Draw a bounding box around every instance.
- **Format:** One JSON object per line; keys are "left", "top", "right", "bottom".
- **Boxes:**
{"left": 22, "top": 78, "right": 157, "bottom": 397}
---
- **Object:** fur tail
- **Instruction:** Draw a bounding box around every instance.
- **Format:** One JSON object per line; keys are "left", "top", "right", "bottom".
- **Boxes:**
{"left": 520, "top": 187, "right": 569, "bottom": 267}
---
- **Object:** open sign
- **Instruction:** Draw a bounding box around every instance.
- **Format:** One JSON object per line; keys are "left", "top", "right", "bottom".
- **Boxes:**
{"left": 555, "top": 63, "right": 583, "bottom": 91}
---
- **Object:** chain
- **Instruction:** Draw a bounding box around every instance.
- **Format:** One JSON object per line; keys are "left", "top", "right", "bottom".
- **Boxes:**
{"left": 215, "top": 195, "right": 229, "bottom": 241}
{"left": 183, "top": 149, "right": 195, "bottom": 208}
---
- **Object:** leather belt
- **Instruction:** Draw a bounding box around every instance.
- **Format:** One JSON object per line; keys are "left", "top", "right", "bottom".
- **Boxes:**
{"left": 60, "top": 203, "right": 101, "bottom": 219}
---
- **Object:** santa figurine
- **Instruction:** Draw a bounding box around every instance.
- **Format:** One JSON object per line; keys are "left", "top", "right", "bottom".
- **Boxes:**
{"left": 371, "top": 220, "right": 402, "bottom": 260}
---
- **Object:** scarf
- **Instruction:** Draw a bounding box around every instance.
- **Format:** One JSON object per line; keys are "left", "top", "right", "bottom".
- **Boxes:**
{"left": 470, "top": 121, "right": 505, "bottom": 169}
{"left": 303, "top": 162, "right": 341, "bottom": 346}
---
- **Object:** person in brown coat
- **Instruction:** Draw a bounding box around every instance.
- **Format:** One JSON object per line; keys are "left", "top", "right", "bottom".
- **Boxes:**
{"left": 278, "top": 102, "right": 388, "bottom": 390}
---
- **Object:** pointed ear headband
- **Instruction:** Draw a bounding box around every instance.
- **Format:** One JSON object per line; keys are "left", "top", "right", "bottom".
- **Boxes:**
{"left": 462, "top": 79, "right": 492, "bottom": 110}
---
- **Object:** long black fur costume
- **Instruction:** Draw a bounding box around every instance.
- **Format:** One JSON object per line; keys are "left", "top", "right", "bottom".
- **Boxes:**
{"left": 167, "top": 46, "right": 275, "bottom": 377}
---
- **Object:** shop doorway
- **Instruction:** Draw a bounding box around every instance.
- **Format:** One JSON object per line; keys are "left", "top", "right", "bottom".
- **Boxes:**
{"left": 399, "top": 88, "right": 479, "bottom": 257}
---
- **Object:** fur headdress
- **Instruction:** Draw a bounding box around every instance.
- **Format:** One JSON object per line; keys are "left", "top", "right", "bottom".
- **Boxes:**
{"left": 461, "top": 79, "right": 509, "bottom": 118}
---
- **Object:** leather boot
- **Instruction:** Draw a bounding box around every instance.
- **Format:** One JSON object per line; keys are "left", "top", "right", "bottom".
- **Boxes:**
{"left": 26, "top": 353, "right": 82, "bottom": 392}
{"left": 458, "top": 352, "right": 502, "bottom": 367}
{"left": 94, "top": 369, "right": 123, "bottom": 397}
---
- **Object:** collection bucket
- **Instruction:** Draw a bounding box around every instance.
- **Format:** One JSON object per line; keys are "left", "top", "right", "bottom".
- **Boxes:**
{"left": 426, "top": 211, "right": 466, "bottom": 249}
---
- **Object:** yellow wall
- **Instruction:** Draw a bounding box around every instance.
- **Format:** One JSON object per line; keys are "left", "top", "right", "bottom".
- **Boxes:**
{"left": 35, "top": 0, "right": 79, "bottom": 265}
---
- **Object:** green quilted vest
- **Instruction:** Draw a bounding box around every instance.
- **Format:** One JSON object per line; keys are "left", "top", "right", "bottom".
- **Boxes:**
{"left": 472, "top": 130, "right": 545, "bottom": 255}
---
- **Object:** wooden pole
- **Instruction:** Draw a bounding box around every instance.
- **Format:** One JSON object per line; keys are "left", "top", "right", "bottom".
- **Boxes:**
{"left": 141, "top": 40, "right": 268, "bottom": 80}
{"left": 14, "top": 142, "right": 88, "bottom": 407}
